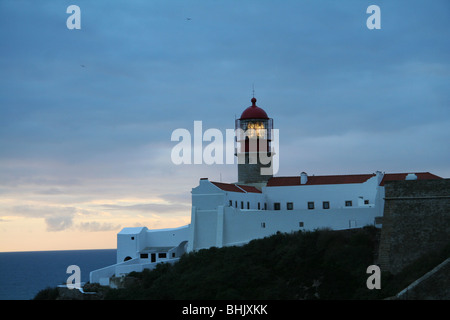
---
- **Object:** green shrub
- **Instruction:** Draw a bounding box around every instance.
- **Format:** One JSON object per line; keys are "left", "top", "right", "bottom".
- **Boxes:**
{"left": 105, "top": 227, "right": 385, "bottom": 300}
{"left": 33, "top": 287, "right": 59, "bottom": 300}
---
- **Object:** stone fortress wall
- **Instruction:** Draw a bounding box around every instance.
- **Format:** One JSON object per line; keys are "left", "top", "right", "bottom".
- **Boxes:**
{"left": 378, "top": 179, "right": 450, "bottom": 274}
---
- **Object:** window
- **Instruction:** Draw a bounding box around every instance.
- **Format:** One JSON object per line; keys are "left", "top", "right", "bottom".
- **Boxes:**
{"left": 131, "top": 237, "right": 135, "bottom": 240}
{"left": 229, "top": 200, "right": 232, "bottom": 207}
{"left": 345, "top": 200, "right": 352, "bottom": 207}
{"left": 247, "top": 202, "right": 250, "bottom": 209}
{"left": 264, "top": 203, "right": 267, "bottom": 210}
{"left": 323, "top": 201, "right": 330, "bottom": 209}
{"left": 241, "top": 201, "right": 244, "bottom": 209}
{"left": 287, "top": 202, "right": 294, "bottom": 210}
{"left": 258, "top": 202, "right": 261, "bottom": 210}
{"left": 308, "top": 202, "right": 315, "bottom": 210}
{"left": 158, "top": 253, "right": 167, "bottom": 259}
{"left": 172, "top": 253, "right": 176, "bottom": 258}
{"left": 140, "top": 253, "right": 148, "bottom": 259}
{"left": 299, "top": 222, "right": 304, "bottom": 227}
{"left": 364, "top": 200, "right": 369, "bottom": 205}
{"left": 261, "top": 222, "right": 266, "bottom": 228}
{"left": 274, "top": 202, "right": 281, "bottom": 210}
{"left": 235, "top": 201, "right": 238, "bottom": 208}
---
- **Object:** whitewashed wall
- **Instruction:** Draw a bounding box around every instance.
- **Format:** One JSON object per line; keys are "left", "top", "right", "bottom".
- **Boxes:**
{"left": 264, "top": 176, "right": 381, "bottom": 210}
{"left": 145, "top": 225, "right": 190, "bottom": 247}
{"left": 116, "top": 227, "right": 147, "bottom": 263}
{"left": 189, "top": 205, "right": 381, "bottom": 251}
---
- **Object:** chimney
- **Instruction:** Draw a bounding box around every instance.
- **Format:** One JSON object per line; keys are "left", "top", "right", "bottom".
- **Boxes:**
{"left": 405, "top": 173, "right": 417, "bottom": 180}
{"left": 300, "top": 172, "right": 308, "bottom": 185}
{"left": 375, "top": 170, "right": 384, "bottom": 185}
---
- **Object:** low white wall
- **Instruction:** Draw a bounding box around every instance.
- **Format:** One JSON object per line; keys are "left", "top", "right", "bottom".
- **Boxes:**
{"left": 145, "top": 225, "right": 190, "bottom": 247}
{"left": 90, "top": 258, "right": 140, "bottom": 284}
{"left": 116, "top": 258, "right": 181, "bottom": 277}
{"left": 90, "top": 257, "right": 182, "bottom": 285}
{"left": 192, "top": 206, "right": 380, "bottom": 251}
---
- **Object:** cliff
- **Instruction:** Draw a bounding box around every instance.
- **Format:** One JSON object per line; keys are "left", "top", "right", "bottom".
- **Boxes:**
{"left": 35, "top": 226, "right": 449, "bottom": 300}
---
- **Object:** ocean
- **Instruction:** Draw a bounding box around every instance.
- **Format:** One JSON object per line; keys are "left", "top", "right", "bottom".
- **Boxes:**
{"left": 0, "top": 249, "right": 116, "bottom": 300}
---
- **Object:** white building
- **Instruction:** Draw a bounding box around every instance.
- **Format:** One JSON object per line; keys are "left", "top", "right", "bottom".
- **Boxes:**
{"left": 90, "top": 98, "right": 442, "bottom": 285}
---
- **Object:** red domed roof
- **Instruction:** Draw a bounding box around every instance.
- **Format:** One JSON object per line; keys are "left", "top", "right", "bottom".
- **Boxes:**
{"left": 239, "top": 98, "right": 269, "bottom": 120}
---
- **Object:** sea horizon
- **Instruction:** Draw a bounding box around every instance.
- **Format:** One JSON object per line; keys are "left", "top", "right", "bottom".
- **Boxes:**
{"left": 0, "top": 247, "right": 116, "bottom": 254}
{"left": 0, "top": 249, "right": 117, "bottom": 300}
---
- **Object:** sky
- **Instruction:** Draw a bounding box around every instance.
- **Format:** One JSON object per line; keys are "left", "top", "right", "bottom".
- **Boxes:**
{"left": 0, "top": 0, "right": 449, "bottom": 252}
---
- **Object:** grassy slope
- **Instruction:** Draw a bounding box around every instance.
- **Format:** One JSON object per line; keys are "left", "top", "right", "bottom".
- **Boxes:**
{"left": 105, "top": 226, "right": 383, "bottom": 300}
{"left": 35, "top": 226, "right": 449, "bottom": 299}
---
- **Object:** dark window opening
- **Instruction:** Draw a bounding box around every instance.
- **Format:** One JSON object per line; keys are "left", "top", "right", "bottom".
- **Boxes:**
{"left": 308, "top": 202, "right": 315, "bottom": 210}
{"left": 158, "top": 253, "right": 167, "bottom": 259}
{"left": 287, "top": 202, "right": 294, "bottom": 210}
{"left": 345, "top": 200, "right": 352, "bottom": 207}
{"left": 323, "top": 201, "right": 330, "bottom": 209}
{"left": 274, "top": 203, "right": 281, "bottom": 210}
{"left": 124, "top": 256, "right": 132, "bottom": 261}
{"left": 140, "top": 253, "right": 148, "bottom": 259}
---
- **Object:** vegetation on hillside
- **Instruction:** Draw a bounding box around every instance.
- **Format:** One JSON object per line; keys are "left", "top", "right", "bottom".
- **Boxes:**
{"left": 105, "top": 227, "right": 382, "bottom": 300}
{"left": 34, "top": 226, "right": 450, "bottom": 300}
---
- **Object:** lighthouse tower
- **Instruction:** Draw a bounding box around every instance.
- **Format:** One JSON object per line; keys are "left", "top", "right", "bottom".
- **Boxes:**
{"left": 235, "top": 97, "right": 274, "bottom": 186}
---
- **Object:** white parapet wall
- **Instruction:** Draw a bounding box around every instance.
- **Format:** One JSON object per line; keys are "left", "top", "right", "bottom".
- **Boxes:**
{"left": 90, "top": 257, "right": 182, "bottom": 286}
{"left": 190, "top": 205, "right": 381, "bottom": 251}
{"left": 90, "top": 258, "right": 141, "bottom": 285}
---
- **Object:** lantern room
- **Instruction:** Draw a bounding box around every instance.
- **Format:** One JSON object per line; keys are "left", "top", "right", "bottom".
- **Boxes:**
{"left": 235, "top": 97, "right": 274, "bottom": 185}
{"left": 235, "top": 97, "right": 273, "bottom": 153}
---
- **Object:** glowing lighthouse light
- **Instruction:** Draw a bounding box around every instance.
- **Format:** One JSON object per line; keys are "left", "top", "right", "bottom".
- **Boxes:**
{"left": 246, "top": 121, "right": 266, "bottom": 138}
{"left": 235, "top": 97, "right": 275, "bottom": 185}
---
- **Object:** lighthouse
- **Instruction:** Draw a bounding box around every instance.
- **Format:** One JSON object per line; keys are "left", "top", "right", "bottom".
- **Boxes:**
{"left": 90, "top": 94, "right": 444, "bottom": 286}
{"left": 235, "top": 97, "right": 274, "bottom": 186}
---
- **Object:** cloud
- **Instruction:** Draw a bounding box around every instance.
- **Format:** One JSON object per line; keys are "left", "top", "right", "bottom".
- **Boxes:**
{"left": 46, "top": 217, "right": 121, "bottom": 233}
{"left": 45, "top": 214, "right": 74, "bottom": 232}
{"left": 101, "top": 202, "right": 190, "bottom": 214}
{"left": 6, "top": 205, "right": 77, "bottom": 219}
{"left": 10, "top": 205, "right": 77, "bottom": 232}
{"left": 0, "top": 0, "right": 449, "bottom": 251}
{"left": 35, "top": 187, "right": 65, "bottom": 195}
{"left": 159, "top": 192, "right": 191, "bottom": 204}
{"left": 2, "top": 205, "right": 112, "bottom": 232}
{"left": 77, "top": 221, "right": 121, "bottom": 232}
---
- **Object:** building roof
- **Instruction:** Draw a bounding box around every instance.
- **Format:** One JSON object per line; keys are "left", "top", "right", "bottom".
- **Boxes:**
{"left": 118, "top": 227, "right": 147, "bottom": 234}
{"left": 211, "top": 181, "right": 262, "bottom": 193}
{"left": 379, "top": 172, "right": 442, "bottom": 186}
{"left": 267, "top": 172, "right": 443, "bottom": 187}
{"left": 267, "top": 174, "right": 376, "bottom": 187}
{"left": 237, "top": 184, "right": 263, "bottom": 193}
{"left": 239, "top": 97, "right": 269, "bottom": 120}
